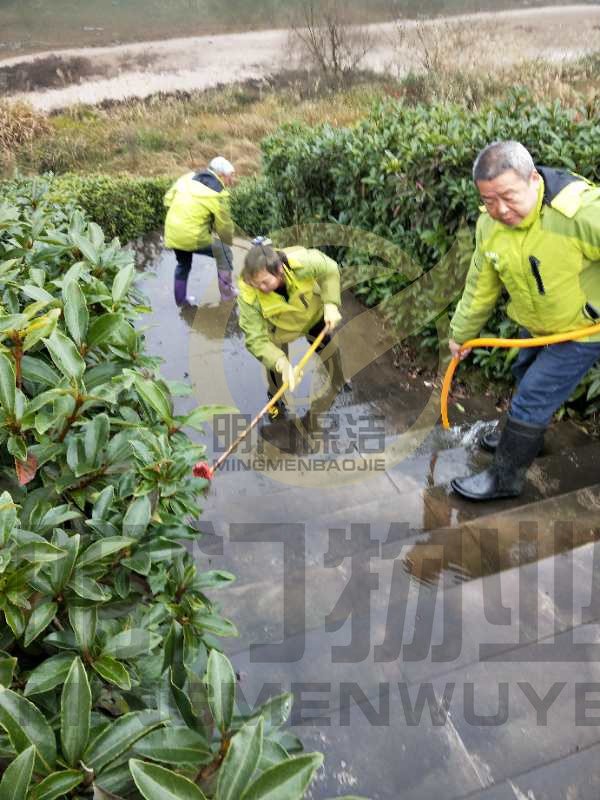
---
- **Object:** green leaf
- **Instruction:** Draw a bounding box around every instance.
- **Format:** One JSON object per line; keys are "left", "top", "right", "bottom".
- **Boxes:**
{"left": 67, "top": 573, "right": 111, "bottom": 602}
{"left": 129, "top": 759, "right": 207, "bottom": 800}
{"left": 240, "top": 753, "right": 324, "bottom": 800}
{"left": 42, "top": 330, "right": 85, "bottom": 381}
{"left": 21, "top": 285, "right": 54, "bottom": 303}
{"left": 192, "top": 570, "right": 235, "bottom": 590}
{"left": 122, "top": 495, "right": 152, "bottom": 539}
{"left": 169, "top": 673, "right": 204, "bottom": 734}
{"left": 121, "top": 551, "right": 151, "bottom": 576}
{"left": 0, "top": 492, "right": 17, "bottom": 546}
{"left": 25, "top": 654, "right": 76, "bottom": 697}
{"left": 21, "top": 355, "right": 61, "bottom": 388}
{"left": 70, "top": 232, "right": 98, "bottom": 264}
{"left": 0, "top": 744, "right": 35, "bottom": 800}
{"left": 92, "top": 485, "right": 115, "bottom": 520}
{"left": 67, "top": 438, "right": 88, "bottom": 478}
{"left": 61, "top": 658, "right": 91, "bottom": 766}
{"left": 3, "top": 606, "right": 25, "bottom": 639}
{"left": 91, "top": 655, "right": 131, "bottom": 690}
{"left": 0, "top": 657, "right": 16, "bottom": 689}
{"left": 14, "top": 541, "right": 64, "bottom": 564}
{"left": 133, "top": 376, "right": 172, "bottom": 421}
{"left": 84, "top": 711, "right": 164, "bottom": 774}
{"left": 7, "top": 435, "right": 27, "bottom": 462}
{"left": 77, "top": 537, "right": 134, "bottom": 569}
{"left": 28, "top": 770, "right": 84, "bottom": 800}
{"left": 217, "top": 718, "right": 263, "bottom": 800}
{"left": 92, "top": 786, "right": 126, "bottom": 800}
{"left": 43, "top": 630, "right": 78, "bottom": 651}
{"left": 206, "top": 649, "right": 235, "bottom": 734}
{"left": 23, "top": 601, "right": 58, "bottom": 647}
{"left": 0, "top": 354, "right": 16, "bottom": 415}
{"left": 0, "top": 687, "right": 57, "bottom": 773}
{"left": 86, "top": 313, "right": 124, "bottom": 349}
{"left": 24, "top": 387, "right": 65, "bottom": 416}
{"left": 112, "top": 263, "right": 135, "bottom": 305}
{"left": 259, "top": 740, "right": 289, "bottom": 771}
{"left": 0, "top": 314, "right": 26, "bottom": 335}
{"left": 68, "top": 605, "right": 97, "bottom": 653}
{"left": 63, "top": 280, "right": 89, "bottom": 347}
{"left": 47, "top": 530, "right": 79, "bottom": 593}
{"left": 193, "top": 612, "right": 238, "bottom": 639}
{"left": 22, "top": 310, "right": 61, "bottom": 352}
{"left": 37, "top": 505, "right": 82, "bottom": 533}
{"left": 250, "top": 693, "right": 293, "bottom": 731}
{"left": 84, "top": 413, "right": 110, "bottom": 465}
{"left": 132, "top": 728, "right": 212, "bottom": 766}
{"left": 103, "top": 629, "right": 161, "bottom": 660}
{"left": 182, "top": 405, "right": 237, "bottom": 431}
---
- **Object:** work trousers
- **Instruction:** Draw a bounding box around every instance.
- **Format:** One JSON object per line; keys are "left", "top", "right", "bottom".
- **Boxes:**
{"left": 509, "top": 329, "right": 600, "bottom": 426}
{"left": 173, "top": 240, "right": 234, "bottom": 280}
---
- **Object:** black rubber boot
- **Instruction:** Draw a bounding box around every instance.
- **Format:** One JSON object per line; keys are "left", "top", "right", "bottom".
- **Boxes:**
{"left": 451, "top": 416, "right": 546, "bottom": 501}
{"left": 480, "top": 421, "right": 545, "bottom": 455}
{"left": 479, "top": 425, "right": 502, "bottom": 453}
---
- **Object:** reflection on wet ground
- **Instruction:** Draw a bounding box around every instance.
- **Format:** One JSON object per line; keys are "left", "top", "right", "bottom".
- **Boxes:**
{"left": 134, "top": 236, "right": 600, "bottom": 799}
{"left": 134, "top": 236, "right": 600, "bottom": 590}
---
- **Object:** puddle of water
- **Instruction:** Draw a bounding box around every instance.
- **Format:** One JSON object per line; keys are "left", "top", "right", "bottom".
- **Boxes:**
{"left": 131, "top": 236, "right": 400, "bottom": 459}
{"left": 403, "top": 498, "right": 600, "bottom": 589}
{"left": 132, "top": 235, "right": 600, "bottom": 596}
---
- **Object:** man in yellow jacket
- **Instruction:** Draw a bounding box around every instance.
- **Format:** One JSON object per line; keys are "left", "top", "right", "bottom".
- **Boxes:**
{"left": 449, "top": 140, "right": 600, "bottom": 501}
{"left": 238, "top": 239, "right": 345, "bottom": 418}
{"left": 164, "top": 156, "right": 236, "bottom": 306}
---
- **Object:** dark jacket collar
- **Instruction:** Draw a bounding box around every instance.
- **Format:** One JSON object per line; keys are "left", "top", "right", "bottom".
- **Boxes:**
{"left": 537, "top": 166, "right": 580, "bottom": 205}
{"left": 192, "top": 169, "right": 224, "bottom": 193}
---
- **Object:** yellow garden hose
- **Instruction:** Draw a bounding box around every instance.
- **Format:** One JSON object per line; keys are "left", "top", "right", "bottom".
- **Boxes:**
{"left": 441, "top": 322, "right": 600, "bottom": 429}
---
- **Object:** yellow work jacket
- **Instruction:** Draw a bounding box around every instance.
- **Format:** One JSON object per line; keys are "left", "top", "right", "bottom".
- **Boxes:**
{"left": 450, "top": 167, "right": 600, "bottom": 344}
{"left": 163, "top": 170, "right": 233, "bottom": 251}
{"left": 238, "top": 246, "right": 341, "bottom": 369}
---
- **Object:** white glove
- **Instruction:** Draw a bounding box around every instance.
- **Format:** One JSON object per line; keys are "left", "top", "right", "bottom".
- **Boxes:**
{"left": 275, "top": 355, "right": 297, "bottom": 392}
{"left": 323, "top": 303, "right": 342, "bottom": 330}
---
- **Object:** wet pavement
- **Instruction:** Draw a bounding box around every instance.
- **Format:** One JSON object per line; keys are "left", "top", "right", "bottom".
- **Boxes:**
{"left": 136, "top": 237, "right": 600, "bottom": 800}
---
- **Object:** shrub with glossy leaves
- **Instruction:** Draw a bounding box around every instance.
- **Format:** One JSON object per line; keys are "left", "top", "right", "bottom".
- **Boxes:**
{"left": 0, "top": 178, "right": 355, "bottom": 799}
{"left": 48, "top": 173, "right": 172, "bottom": 243}
{"left": 232, "top": 90, "right": 600, "bottom": 392}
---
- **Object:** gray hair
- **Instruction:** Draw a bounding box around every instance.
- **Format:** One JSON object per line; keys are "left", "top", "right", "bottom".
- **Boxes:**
{"left": 473, "top": 141, "right": 535, "bottom": 183}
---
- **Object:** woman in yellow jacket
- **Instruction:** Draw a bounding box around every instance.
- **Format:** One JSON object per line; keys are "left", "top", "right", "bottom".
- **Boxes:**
{"left": 238, "top": 239, "right": 345, "bottom": 418}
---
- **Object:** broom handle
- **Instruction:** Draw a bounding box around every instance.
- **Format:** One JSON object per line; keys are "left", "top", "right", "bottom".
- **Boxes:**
{"left": 212, "top": 324, "right": 331, "bottom": 472}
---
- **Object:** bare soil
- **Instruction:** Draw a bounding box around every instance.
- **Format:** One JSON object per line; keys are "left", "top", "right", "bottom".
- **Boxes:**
{"left": 1, "top": 5, "right": 599, "bottom": 112}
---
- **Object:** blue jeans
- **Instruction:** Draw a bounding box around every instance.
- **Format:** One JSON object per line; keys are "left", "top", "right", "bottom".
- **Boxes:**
{"left": 509, "top": 329, "right": 600, "bottom": 426}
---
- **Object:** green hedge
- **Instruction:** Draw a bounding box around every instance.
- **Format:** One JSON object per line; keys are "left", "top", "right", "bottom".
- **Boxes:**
{"left": 47, "top": 173, "right": 172, "bottom": 243}
{"left": 231, "top": 91, "right": 600, "bottom": 414}
{"left": 0, "top": 176, "right": 331, "bottom": 799}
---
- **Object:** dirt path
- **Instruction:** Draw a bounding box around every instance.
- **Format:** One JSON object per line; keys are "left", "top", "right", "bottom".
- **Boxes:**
{"left": 2, "top": 4, "right": 599, "bottom": 112}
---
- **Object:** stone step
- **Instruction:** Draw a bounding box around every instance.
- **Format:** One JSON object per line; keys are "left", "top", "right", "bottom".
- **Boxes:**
{"left": 460, "top": 740, "right": 600, "bottom": 800}
{"left": 196, "top": 441, "right": 600, "bottom": 614}
{"left": 230, "top": 530, "right": 600, "bottom": 799}
{"left": 201, "top": 436, "right": 600, "bottom": 536}
{"left": 205, "top": 483, "right": 600, "bottom": 659}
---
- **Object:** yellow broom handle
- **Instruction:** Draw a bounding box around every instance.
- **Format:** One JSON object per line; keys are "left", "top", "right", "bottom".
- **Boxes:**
{"left": 212, "top": 324, "right": 331, "bottom": 471}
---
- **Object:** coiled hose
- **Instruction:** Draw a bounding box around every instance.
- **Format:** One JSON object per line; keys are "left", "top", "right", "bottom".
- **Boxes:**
{"left": 441, "top": 322, "right": 600, "bottom": 429}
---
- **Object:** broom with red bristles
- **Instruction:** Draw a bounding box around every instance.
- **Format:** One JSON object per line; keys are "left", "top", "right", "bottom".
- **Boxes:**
{"left": 193, "top": 324, "right": 331, "bottom": 483}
